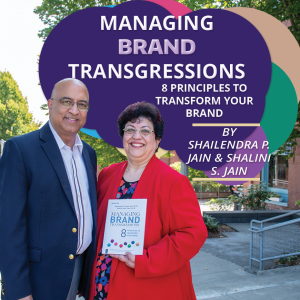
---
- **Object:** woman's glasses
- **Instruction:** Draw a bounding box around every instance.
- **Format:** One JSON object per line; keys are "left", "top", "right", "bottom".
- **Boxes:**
{"left": 123, "top": 128, "right": 154, "bottom": 136}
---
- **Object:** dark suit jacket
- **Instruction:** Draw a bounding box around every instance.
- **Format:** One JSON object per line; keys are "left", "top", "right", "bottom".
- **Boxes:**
{"left": 0, "top": 122, "right": 97, "bottom": 300}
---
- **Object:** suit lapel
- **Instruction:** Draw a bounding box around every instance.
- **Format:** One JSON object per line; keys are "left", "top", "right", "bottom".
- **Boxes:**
{"left": 40, "top": 122, "right": 75, "bottom": 214}
{"left": 82, "top": 147, "right": 97, "bottom": 230}
{"left": 41, "top": 138, "right": 76, "bottom": 214}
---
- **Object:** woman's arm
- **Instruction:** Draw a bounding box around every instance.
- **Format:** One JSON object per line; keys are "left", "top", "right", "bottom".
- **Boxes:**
{"left": 135, "top": 175, "right": 208, "bottom": 278}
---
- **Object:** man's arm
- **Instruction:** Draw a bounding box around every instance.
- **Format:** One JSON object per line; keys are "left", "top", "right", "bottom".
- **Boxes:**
{"left": 0, "top": 139, "right": 32, "bottom": 299}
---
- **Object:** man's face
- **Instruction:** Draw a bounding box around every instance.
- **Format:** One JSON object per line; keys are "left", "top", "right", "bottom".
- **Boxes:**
{"left": 48, "top": 81, "right": 89, "bottom": 138}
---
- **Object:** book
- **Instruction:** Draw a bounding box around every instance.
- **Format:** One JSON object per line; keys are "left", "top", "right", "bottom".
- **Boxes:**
{"left": 102, "top": 199, "right": 147, "bottom": 255}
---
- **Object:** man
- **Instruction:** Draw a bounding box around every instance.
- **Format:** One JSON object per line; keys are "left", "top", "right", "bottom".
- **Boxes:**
{"left": 0, "top": 79, "right": 97, "bottom": 300}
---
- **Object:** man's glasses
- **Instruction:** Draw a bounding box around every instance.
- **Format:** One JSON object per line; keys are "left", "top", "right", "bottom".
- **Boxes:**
{"left": 51, "top": 97, "right": 89, "bottom": 111}
{"left": 123, "top": 128, "right": 154, "bottom": 136}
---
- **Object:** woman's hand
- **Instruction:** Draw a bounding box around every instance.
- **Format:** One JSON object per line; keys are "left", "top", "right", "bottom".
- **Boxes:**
{"left": 111, "top": 252, "right": 135, "bottom": 269}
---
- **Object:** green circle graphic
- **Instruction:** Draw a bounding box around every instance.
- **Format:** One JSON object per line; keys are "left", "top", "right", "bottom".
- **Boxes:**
{"left": 260, "top": 63, "right": 298, "bottom": 154}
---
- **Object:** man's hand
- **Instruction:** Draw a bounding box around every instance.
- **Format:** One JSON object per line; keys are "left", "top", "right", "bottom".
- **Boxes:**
{"left": 111, "top": 252, "right": 135, "bottom": 269}
{"left": 19, "top": 295, "right": 33, "bottom": 300}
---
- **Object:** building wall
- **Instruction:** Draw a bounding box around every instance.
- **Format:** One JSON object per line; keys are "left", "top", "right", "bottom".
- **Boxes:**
{"left": 243, "top": 172, "right": 261, "bottom": 188}
{"left": 266, "top": 203, "right": 289, "bottom": 210}
{"left": 287, "top": 137, "right": 300, "bottom": 209}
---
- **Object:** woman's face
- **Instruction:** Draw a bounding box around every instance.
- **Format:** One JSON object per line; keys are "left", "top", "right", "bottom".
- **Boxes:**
{"left": 123, "top": 117, "right": 160, "bottom": 164}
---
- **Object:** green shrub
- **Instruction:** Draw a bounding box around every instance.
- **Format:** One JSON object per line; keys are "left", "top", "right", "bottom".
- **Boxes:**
{"left": 289, "top": 256, "right": 297, "bottom": 262}
{"left": 269, "top": 193, "right": 281, "bottom": 198}
{"left": 238, "top": 182, "right": 273, "bottom": 210}
{"left": 203, "top": 214, "right": 219, "bottom": 232}
{"left": 279, "top": 257, "right": 288, "bottom": 264}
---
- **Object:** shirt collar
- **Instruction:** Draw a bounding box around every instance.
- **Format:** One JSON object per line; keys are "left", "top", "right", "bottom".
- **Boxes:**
{"left": 49, "top": 121, "right": 83, "bottom": 154}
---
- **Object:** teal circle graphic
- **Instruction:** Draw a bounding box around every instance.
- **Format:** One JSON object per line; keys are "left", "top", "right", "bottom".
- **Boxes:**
{"left": 260, "top": 63, "right": 298, "bottom": 154}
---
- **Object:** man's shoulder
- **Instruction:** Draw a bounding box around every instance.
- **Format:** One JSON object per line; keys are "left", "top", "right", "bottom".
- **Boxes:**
{"left": 1, "top": 129, "right": 42, "bottom": 163}
{"left": 8, "top": 129, "right": 41, "bottom": 147}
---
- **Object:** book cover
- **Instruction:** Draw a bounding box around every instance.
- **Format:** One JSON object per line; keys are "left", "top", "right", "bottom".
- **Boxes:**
{"left": 102, "top": 199, "right": 147, "bottom": 255}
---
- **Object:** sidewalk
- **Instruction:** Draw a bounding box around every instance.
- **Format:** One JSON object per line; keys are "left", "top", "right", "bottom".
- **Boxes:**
{"left": 191, "top": 223, "right": 300, "bottom": 299}
{"left": 2, "top": 222, "right": 299, "bottom": 300}
{"left": 201, "top": 223, "right": 252, "bottom": 268}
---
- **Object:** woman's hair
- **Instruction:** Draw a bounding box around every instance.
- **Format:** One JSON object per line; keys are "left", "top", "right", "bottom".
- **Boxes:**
{"left": 117, "top": 102, "right": 164, "bottom": 151}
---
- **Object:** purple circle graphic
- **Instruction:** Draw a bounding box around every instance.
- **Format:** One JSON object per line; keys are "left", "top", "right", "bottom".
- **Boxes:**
{"left": 39, "top": 1, "right": 271, "bottom": 172}
{"left": 204, "top": 126, "right": 268, "bottom": 184}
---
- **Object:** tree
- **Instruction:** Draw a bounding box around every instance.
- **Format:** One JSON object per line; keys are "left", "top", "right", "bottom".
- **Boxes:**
{"left": 78, "top": 131, "right": 127, "bottom": 169}
{"left": 170, "top": 161, "right": 208, "bottom": 181}
{"left": 35, "top": 0, "right": 300, "bottom": 51}
{"left": 175, "top": 0, "right": 300, "bottom": 46}
{"left": 276, "top": 101, "right": 300, "bottom": 159}
{"left": 162, "top": 151, "right": 174, "bottom": 158}
{"left": 40, "top": 103, "right": 49, "bottom": 116}
{"left": 34, "top": 0, "right": 128, "bottom": 41}
{"left": 0, "top": 71, "right": 41, "bottom": 141}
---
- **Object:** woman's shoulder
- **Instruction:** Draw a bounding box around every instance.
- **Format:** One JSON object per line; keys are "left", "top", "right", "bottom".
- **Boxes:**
{"left": 153, "top": 158, "right": 195, "bottom": 197}
{"left": 155, "top": 157, "right": 186, "bottom": 182}
{"left": 98, "top": 161, "right": 127, "bottom": 180}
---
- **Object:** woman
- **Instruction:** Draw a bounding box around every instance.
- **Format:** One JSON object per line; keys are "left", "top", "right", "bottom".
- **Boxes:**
{"left": 89, "top": 102, "right": 207, "bottom": 300}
